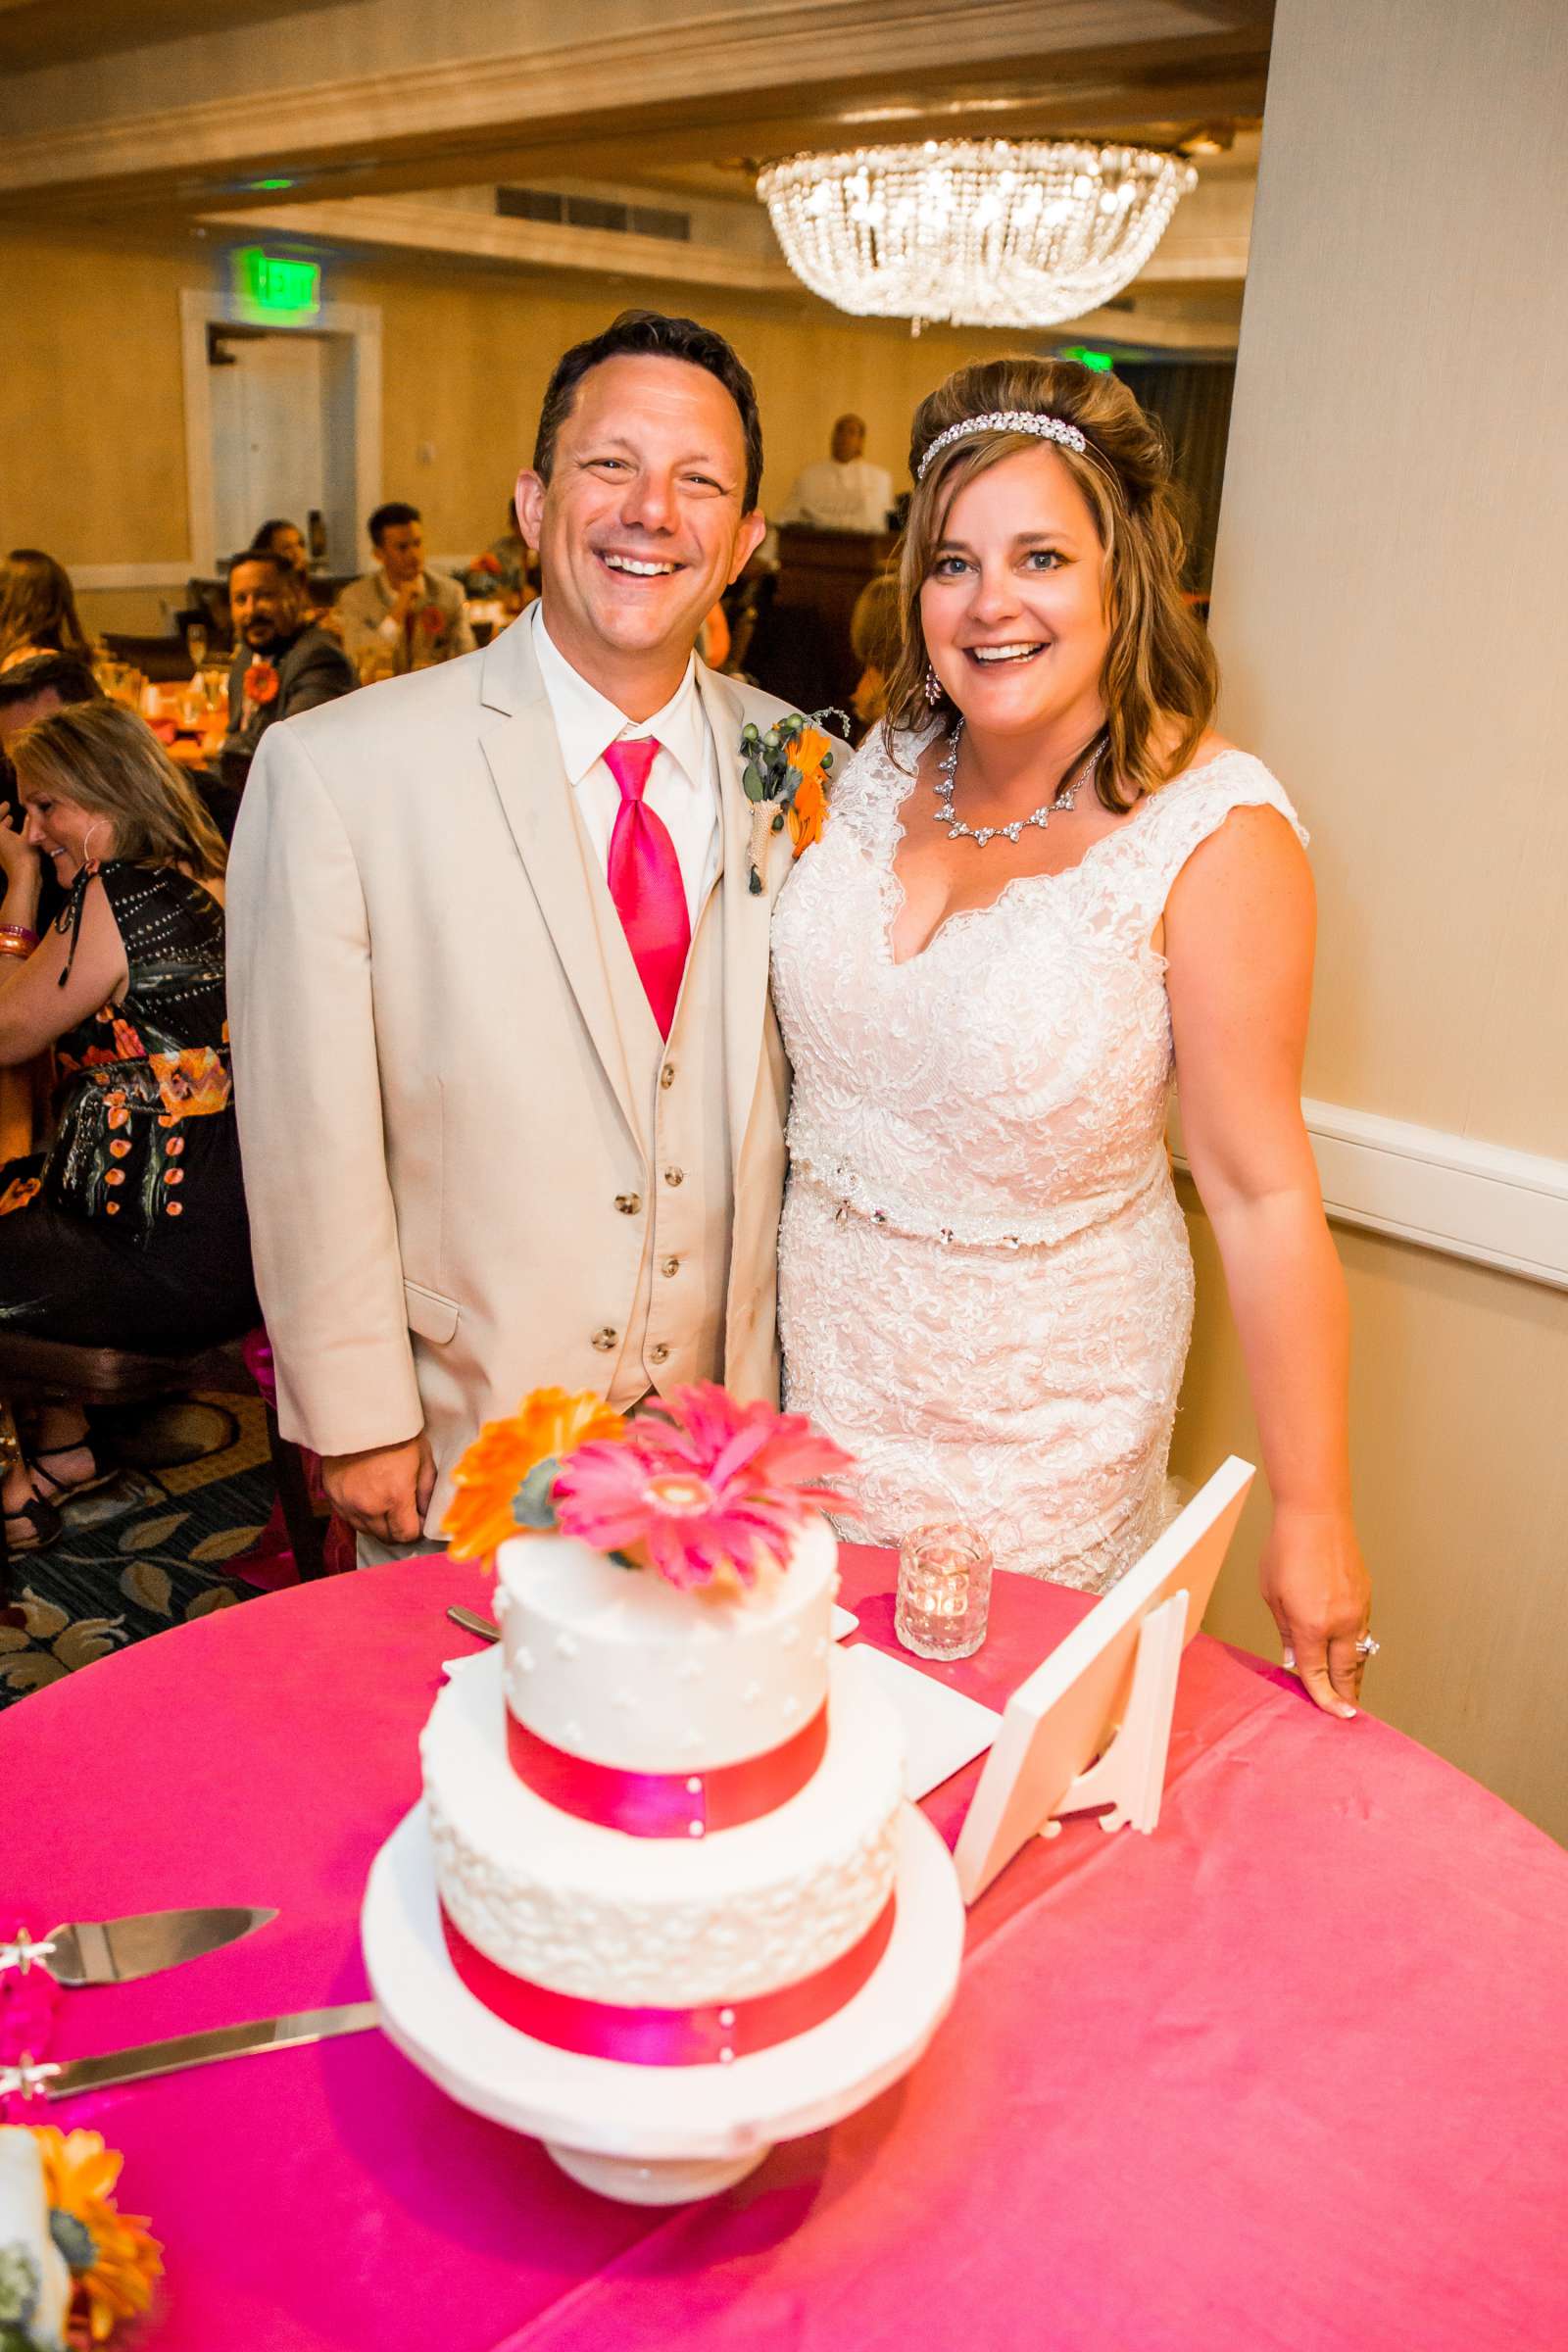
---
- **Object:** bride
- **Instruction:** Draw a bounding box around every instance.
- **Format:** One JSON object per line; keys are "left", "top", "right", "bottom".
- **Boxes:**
{"left": 772, "top": 357, "right": 1372, "bottom": 1719}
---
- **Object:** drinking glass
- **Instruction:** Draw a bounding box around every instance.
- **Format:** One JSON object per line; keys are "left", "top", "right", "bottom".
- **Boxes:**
{"left": 185, "top": 622, "right": 209, "bottom": 672}
{"left": 895, "top": 1523, "right": 993, "bottom": 1661}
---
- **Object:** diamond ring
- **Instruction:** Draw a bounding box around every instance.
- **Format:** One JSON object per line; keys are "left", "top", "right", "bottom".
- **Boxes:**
{"left": 1355, "top": 1633, "right": 1381, "bottom": 1660}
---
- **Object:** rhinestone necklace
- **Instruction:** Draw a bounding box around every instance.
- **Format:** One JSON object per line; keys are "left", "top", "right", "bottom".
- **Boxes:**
{"left": 933, "top": 718, "right": 1104, "bottom": 846}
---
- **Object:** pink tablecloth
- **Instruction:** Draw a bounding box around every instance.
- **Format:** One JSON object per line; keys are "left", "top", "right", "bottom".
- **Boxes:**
{"left": 3, "top": 1549, "right": 1566, "bottom": 2351}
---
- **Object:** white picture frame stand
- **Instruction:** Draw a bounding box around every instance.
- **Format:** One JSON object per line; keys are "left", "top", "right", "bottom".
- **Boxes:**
{"left": 1040, "top": 1587, "right": 1188, "bottom": 1839}
{"left": 954, "top": 1457, "right": 1254, "bottom": 1904}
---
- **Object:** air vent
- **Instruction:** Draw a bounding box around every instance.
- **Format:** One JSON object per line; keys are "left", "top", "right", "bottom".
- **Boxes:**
{"left": 497, "top": 187, "right": 691, "bottom": 243}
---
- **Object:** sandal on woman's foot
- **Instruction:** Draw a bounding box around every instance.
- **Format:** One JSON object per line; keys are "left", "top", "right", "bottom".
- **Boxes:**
{"left": 3, "top": 1494, "right": 63, "bottom": 1554}
{"left": 29, "top": 1443, "right": 114, "bottom": 1505}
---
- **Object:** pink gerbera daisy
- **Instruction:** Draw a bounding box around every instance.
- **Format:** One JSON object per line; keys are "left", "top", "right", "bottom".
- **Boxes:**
{"left": 552, "top": 1382, "right": 854, "bottom": 1591}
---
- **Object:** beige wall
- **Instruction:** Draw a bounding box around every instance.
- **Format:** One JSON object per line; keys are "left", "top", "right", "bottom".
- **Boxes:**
{"left": 1190, "top": 0, "right": 1568, "bottom": 1839}
{"left": 0, "top": 219, "right": 1017, "bottom": 604}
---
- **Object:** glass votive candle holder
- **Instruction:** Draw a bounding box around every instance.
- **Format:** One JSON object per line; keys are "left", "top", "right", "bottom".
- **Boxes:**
{"left": 895, "top": 1522, "right": 993, "bottom": 1662}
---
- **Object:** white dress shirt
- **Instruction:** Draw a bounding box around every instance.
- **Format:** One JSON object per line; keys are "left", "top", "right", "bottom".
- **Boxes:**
{"left": 779, "top": 458, "right": 895, "bottom": 533}
{"left": 529, "top": 604, "right": 720, "bottom": 928}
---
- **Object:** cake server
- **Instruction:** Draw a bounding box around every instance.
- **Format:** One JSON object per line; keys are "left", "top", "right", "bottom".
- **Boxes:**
{"left": 8, "top": 2001, "right": 380, "bottom": 2101}
{"left": 3, "top": 1906, "right": 277, "bottom": 1987}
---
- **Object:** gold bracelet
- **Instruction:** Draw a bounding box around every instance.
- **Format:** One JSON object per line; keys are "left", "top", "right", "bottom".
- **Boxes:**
{"left": 0, "top": 938, "right": 33, "bottom": 959}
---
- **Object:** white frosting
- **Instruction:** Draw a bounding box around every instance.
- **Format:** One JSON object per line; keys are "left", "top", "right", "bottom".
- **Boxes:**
{"left": 497, "top": 1515, "right": 837, "bottom": 1771}
{"left": 424, "top": 1645, "right": 903, "bottom": 2005}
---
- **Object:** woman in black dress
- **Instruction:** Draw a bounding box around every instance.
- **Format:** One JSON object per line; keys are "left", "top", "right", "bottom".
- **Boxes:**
{"left": 0, "top": 701, "right": 258, "bottom": 1551}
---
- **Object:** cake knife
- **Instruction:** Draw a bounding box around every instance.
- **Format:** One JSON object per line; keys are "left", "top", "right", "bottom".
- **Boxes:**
{"left": 3, "top": 1906, "right": 277, "bottom": 1987}
{"left": 5, "top": 2002, "right": 380, "bottom": 2100}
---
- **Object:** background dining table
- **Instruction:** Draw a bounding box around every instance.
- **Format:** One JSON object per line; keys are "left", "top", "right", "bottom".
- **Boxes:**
{"left": 3, "top": 1544, "right": 1566, "bottom": 2351}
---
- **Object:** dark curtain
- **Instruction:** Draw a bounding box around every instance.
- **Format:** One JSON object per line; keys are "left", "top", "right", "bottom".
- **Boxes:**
{"left": 1116, "top": 361, "right": 1236, "bottom": 596}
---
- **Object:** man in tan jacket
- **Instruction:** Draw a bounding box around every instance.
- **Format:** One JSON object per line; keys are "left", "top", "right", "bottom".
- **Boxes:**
{"left": 226, "top": 311, "right": 795, "bottom": 1557}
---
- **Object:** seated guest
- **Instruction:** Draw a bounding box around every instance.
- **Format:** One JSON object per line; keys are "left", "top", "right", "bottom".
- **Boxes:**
{"left": 848, "top": 567, "right": 902, "bottom": 735}
{"left": 778, "top": 416, "right": 895, "bottom": 533}
{"left": 461, "top": 499, "right": 535, "bottom": 613}
{"left": 248, "top": 516, "right": 330, "bottom": 622}
{"left": 334, "top": 503, "right": 475, "bottom": 681}
{"left": 0, "top": 702, "right": 258, "bottom": 1553}
{"left": 0, "top": 550, "right": 93, "bottom": 674}
{"left": 0, "top": 654, "right": 103, "bottom": 920}
{"left": 221, "top": 548, "right": 355, "bottom": 790}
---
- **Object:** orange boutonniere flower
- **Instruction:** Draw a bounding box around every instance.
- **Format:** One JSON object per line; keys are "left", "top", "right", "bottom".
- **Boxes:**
{"left": 33, "top": 2124, "right": 164, "bottom": 2345}
{"left": 242, "top": 659, "right": 279, "bottom": 706}
{"left": 738, "top": 708, "right": 850, "bottom": 889}
{"left": 788, "top": 767, "right": 827, "bottom": 853}
{"left": 443, "top": 1388, "right": 626, "bottom": 1566}
{"left": 419, "top": 604, "right": 445, "bottom": 638}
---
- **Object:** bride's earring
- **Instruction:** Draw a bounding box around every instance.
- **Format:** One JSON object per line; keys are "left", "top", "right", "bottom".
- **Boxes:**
{"left": 923, "top": 663, "right": 943, "bottom": 709}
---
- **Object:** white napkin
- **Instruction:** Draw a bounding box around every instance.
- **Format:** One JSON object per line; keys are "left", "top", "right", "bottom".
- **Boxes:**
{"left": 831, "top": 1603, "right": 858, "bottom": 1640}
{"left": 835, "top": 1642, "right": 1001, "bottom": 1799}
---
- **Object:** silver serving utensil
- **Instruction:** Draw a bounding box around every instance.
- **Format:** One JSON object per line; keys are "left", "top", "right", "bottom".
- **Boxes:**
{"left": 3, "top": 2001, "right": 380, "bottom": 2101}
{"left": 446, "top": 1604, "right": 499, "bottom": 1644}
{"left": 3, "top": 1906, "right": 276, "bottom": 1987}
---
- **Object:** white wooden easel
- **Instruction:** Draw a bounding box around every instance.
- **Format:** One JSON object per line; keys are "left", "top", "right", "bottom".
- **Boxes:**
{"left": 1040, "top": 1588, "right": 1189, "bottom": 1838}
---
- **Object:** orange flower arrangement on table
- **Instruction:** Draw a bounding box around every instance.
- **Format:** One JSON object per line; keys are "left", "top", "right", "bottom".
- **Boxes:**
{"left": 443, "top": 1382, "right": 851, "bottom": 1590}
{"left": 0, "top": 2121, "right": 162, "bottom": 2348}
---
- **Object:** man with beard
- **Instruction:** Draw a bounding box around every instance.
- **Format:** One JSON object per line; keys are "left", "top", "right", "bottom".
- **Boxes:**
{"left": 221, "top": 549, "right": 355, "bottom": 794}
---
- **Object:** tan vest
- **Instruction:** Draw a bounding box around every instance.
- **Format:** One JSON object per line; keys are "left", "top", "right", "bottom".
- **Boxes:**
{"left": 570, "top": 806, "right": 733, "bottom": 1407}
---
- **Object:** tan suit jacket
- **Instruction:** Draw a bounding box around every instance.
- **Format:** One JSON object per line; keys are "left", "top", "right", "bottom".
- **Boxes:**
{"left": 225, "top": 618, "right": 796, "bottom": 1524}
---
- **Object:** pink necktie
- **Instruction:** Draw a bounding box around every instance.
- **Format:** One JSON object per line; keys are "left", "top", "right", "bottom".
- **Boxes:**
{"left": 603, "top": 736, "right": 690, "bottom": 1039}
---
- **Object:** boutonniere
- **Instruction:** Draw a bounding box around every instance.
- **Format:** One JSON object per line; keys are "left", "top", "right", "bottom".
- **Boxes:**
{"left": 739, "top": 710, "right": 850, "bottom": 893}
{"left": 241, "top": 658, "right": 278, "bottom": 707}
{"left": 419, "top": 605, "right": 445, "bottom": 638}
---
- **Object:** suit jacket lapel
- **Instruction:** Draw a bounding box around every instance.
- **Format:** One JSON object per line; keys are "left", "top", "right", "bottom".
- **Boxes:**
{"left": 478, "top": 622, "right": 644, "bottom": 1152}
{"left": 701, "top": 662, "right": 782, "bottom": 1185}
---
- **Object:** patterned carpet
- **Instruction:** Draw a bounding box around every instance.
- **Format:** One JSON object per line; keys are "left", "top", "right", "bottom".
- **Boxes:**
{"left": 0, "top": 1396, "right": 281, "bottom": 1703}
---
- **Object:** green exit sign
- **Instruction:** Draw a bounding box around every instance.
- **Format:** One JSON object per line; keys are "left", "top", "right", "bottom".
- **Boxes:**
{"left": 232, "top": 246, "right": 320, "bottom": 320}
{"left": 1059, "top": 344, "right": 1115, "bottom": 372}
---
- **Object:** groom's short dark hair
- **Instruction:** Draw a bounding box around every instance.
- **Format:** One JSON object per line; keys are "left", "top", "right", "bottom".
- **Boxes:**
{"left": 533, "top": 310, "right": 764, "bottom": 513}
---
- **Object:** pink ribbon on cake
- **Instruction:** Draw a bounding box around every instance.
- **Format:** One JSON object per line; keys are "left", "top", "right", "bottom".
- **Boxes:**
{"left": 506, "top": 1704, "right": 829, "bottom": 1838}
{"left": 440, "top": 1895, "right": 896, "bottom": 2066}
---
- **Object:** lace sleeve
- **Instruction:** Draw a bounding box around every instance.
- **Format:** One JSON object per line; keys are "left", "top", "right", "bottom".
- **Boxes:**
{"left": 1125, "top": 752, "right": 1309, "bottom": 938}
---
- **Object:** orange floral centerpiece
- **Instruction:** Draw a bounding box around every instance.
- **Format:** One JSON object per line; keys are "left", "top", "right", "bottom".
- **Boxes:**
{"left": 443, "top": 1383, "right": 852, "bottom": 1591}
{"left": 0, "top": 2125, "right": 162, "bottom": 2348}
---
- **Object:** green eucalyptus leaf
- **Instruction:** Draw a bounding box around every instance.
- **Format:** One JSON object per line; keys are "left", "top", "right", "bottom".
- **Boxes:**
{"left": 743, "top": 763, "right": 766, "bottom": 801}
{"left": 512, "top": 1457, "right": 560, "bottom": 1530}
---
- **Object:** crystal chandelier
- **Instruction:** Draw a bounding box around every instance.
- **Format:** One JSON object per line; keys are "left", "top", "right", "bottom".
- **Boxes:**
{"left": 758, "top": 139, "right": 1198, "bottom": 331}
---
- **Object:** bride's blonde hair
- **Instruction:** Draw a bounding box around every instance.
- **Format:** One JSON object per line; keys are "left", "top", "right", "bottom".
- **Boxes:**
{"left": 884, "top": 357, "right": 1217, "bottom": 812}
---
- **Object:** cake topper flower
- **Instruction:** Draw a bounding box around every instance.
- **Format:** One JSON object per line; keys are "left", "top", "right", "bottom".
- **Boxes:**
{"left": 442, "top": 1388, "right": 625, "bottom": 1566}
{"left": 738, "top": 710, "right": 849, "bottom": 890}
{"left": 553, "top": 1383, "right": 853, "bottom": 1592}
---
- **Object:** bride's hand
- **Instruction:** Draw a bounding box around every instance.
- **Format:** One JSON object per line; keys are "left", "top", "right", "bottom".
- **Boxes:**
{"left": 1259, "top": 1504, "right": 1371, "bottom": 1720}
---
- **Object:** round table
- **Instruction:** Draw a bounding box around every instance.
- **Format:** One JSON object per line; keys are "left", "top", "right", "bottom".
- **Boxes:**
{"left": 3, "top": 1548, "right": 1566, "bottom": 2351}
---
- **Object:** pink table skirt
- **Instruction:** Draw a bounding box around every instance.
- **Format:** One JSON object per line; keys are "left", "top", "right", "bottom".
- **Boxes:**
{"left": 3, "top": 1547, "right": 1566, "bottom": 2351}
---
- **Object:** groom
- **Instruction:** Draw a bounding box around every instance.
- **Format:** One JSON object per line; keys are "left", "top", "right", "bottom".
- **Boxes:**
{"left": 226, "top": 311, "right": 793, "bottom": 1558}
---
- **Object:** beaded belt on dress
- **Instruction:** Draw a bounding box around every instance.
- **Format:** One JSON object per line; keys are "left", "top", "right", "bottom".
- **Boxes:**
{"left": 792, "top": 1146, "right": 1168, "bottom": 1252}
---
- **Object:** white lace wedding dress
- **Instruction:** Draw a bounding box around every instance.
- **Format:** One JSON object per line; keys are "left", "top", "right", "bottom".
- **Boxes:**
{"left": 771, "top": 721, "right": 1306, "bottom": 1591}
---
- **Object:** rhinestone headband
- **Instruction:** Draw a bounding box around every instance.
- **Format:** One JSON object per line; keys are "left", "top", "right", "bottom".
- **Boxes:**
{"left": 916, "top": 411, "right": 1087, "bottom": 481}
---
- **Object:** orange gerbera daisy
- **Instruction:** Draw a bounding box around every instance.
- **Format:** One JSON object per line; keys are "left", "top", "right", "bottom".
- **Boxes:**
{"left": 442, "top": 1387, "right": 625, "bottom": 1565}
{"left": 34, "top": 2126, "right": 162, "bottom": 2346}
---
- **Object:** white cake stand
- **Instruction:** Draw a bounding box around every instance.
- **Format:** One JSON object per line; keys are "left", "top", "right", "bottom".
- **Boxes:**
{"left": 362, "top": 1799, "right": 964, "bottom": 2205}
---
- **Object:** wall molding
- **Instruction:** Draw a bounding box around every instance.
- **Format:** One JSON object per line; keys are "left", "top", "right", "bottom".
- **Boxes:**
{"left": 1173, "top": 1099, "right": 1568, "bottom": 1292}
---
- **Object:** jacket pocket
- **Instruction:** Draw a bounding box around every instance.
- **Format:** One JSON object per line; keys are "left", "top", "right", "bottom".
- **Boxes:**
{"left": 404, "top": 1278, "right": 460, "bottom": 1345}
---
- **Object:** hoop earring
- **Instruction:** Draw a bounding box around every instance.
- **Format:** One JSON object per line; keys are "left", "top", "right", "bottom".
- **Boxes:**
{"left": 80, "top": 820, "right": 106, "bottom": 871}
{"left": 923, "top": 663, "right": 943, "bottom": 709}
